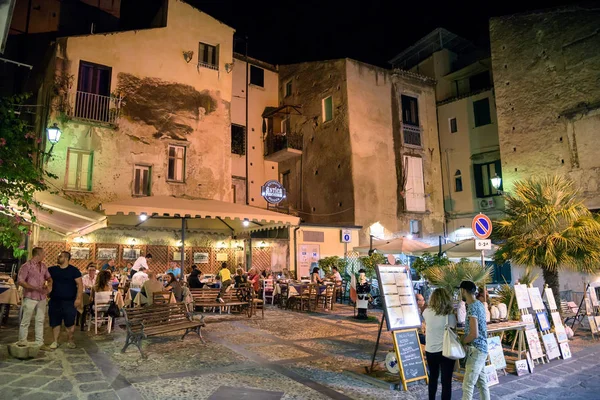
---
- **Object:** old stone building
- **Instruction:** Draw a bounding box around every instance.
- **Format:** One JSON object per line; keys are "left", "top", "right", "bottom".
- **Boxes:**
{"left": 490, "top": 5, "right": 600, "bottom": 207}
{"left": 277, "top": 59, "right": 445, "bottom": 246}
{"left": 391, "top": 28, "right": 504, "bottom": 242}
{"left": 490, "top": 5, "right": 600, "bottom": 291}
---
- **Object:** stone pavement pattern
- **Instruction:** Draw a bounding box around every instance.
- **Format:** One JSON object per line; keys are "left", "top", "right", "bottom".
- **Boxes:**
{"left": 1, "top": 304, "right": 599, "bottom": 399}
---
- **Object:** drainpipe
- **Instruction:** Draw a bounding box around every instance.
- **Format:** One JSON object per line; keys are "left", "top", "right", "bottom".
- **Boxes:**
{"left": 293, "top": 226, "right": 300, "bottom": 279}
{"left": 245, "top": 36, "right": 249, "bottom": 205}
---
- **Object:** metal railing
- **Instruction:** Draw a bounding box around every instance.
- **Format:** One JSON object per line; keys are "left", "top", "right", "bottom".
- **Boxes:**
{"left": 264, "top": 131, "right": 303, "bottom": 157}
{"left": 68, "top": 91, "right": 121, "bottom": 124}
{"left": 403, "top": 124, "right": 422, "bottom": 147}
{"left": 198, "top": 61, "right": 218, "bottom": 71}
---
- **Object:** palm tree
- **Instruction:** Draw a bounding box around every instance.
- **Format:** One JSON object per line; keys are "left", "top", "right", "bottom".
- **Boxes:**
{"left": 494, "top": 175, "right": 600, "bottom": 310}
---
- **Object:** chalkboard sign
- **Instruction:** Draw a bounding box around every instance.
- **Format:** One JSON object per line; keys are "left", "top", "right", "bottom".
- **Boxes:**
{"left": 393, "top": 329, "right": 428, "bottom": 389}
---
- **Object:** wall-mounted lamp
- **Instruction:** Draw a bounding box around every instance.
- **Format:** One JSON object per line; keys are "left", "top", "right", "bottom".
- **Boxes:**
{"left": 256, "top": 241, "right": 267, "bottom": 249}
{"left": 243, "top": 219, "right": 250, "bottom": 227}
{"left": 225, "top": 62, "right": 234, "bottom": 73}
{"left": 139, "top": 213, "right": 148, "bottom": 222}
{"left": 46, "top": 123, "right": 62, "bottom": 160}
{"left": 74, "top": 236, "right": 85, "bottom": 243}
{"left": 491, "top": 173, "right": 503, "bottom": 194}
{"left": 175, "top": 240, "right": 183, "bottom": 247}
{"left": 129, "top": 238, "right": 136, "bottom": 248}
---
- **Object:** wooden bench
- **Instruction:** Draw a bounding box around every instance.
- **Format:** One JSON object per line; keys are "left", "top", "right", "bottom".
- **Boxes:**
{"left": 121, "top": 303, "right": 205, "bottom": 359}
{"left": 190, "top": 287, "right": 250, "bottom": 314}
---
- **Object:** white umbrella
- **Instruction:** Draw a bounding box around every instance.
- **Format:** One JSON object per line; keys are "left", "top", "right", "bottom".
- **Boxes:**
{"left": 353, "top": 237, "right": 431, "bottom": 255}
{"left": 416, "top": 238, "right": 498, "bottom": 258}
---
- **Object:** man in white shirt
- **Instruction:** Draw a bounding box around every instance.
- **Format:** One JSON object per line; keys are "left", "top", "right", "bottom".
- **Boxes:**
{"left": 131, "top": 267, "right": 149, "bottom": 288}
{"left": 331, "top": 266, "right": 342, "bottom": 282}
{"left": 130, "top": 254, "right": 152, "bottom": 278}
{"left": 82, "top": 264, "right": 98, "bottom": 291}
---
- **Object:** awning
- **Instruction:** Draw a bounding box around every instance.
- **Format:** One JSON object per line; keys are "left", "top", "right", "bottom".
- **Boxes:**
{"left": 262, "top": 104, "right": 302, "bottom": 118}
{"left": 353, "top": 237, "right": 431, "bottom": 255}
{"left": 415, "top": 238, "right": 498, "bottom": 258}
{"left": 33, "top": 192, "right": 107, "bottom": 237}
{"left": 101, "top": 195, "right": 300, "bottom": 234}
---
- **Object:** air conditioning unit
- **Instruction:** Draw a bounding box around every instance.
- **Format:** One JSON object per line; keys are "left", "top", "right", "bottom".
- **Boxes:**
{"left": 479, "top": 197, "right": 495, "bottom": 210}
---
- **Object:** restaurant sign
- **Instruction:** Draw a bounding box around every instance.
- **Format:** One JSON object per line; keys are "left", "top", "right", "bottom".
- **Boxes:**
{"left": 261, "top": 180, "right": 287, "bottom": 204}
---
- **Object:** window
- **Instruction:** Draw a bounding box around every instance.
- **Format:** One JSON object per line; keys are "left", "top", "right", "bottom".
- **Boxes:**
{"left": 409, "top": 220, "right": 422, "bottom": 238}
{"left": 167, "top": 145, "right": 185, "bottom": 182}
{"left": 231, "top": 124, "right": 245, "bottom": 155}
{"left": 281, "top": 170, "right": 290, "bottom": 194}
{"left": 76, "top": 61, "right": 112, "bottom": 122}
{"left": 401, "top": 95, "right": 419, "bottom": 126}
{"left": 250, "top": 65, "right": 264, "bottom": 87}
{"left": 404, "top": 156, "right": 426, "bottom": 212}
{"left": 469, "top": 71, "right": 491, "bottom": 92}
{"left": 322, "top": 96, "right": 333, "bottom": 122}
{"left": 285, "top": 80, "right": 292, "bottom": 97}
{"left": 454, "top": 170, "right": 463, "bottom": 192}
{"left": 198, "top": 42, "right": 218, "bottom": 70}
{"left": 65, "top": 148, "right": 93, "bottom": 191}
{"left": 473, "top": 160, "right": 502, "bottom": 198}
{"left": 281, "top": 118, "right": 291, "bottom": 134}
{"left": 450, "top": 117, "right": 458, "bottom": 133}
{"left": 232, "top": 184, "right": 237, "bottom": 204}
{"left": 133, "top": 165, "right": 151, "bottom": 196}
{"left": 473, "top": 98, "right": 492, "bottom": 127}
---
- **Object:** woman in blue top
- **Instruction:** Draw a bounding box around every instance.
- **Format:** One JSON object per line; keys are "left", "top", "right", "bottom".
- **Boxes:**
{"left": 459, "top": 280, "right": 489, "bottom": 400}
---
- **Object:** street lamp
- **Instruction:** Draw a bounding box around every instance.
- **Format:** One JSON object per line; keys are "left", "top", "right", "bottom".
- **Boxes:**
{"left": 46, "top": 123, "right": 62, "bottom": 159}
{"left": 491, "top": 173, "right": 502, "bottom": 193}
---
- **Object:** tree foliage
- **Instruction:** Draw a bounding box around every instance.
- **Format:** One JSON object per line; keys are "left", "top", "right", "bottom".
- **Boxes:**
{"left": 0, "top": 95, "right": 56, "bottom": 257}
{"left": 424, "top": 259, "right": 492, "bottom": 295}
{"left": 493, "top": 175, "right": 600, "bottom": 309}
{"left": 359, "top": 253, "right": 386, "bottom": 278}
{"left": 412, "top": 251, "right": 451, "bottom": 277}
{"left": 318, "top": 256, "right": 348, "bottom": 277}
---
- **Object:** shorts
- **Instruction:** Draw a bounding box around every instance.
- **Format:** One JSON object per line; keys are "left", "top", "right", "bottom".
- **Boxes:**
{"left": 48, "top": 299, "right": 77, "bottom": 328}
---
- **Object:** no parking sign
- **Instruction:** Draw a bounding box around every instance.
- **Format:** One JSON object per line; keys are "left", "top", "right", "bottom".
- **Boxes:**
{"left": 472, "top": 214, "right": 492, "bottom": 239}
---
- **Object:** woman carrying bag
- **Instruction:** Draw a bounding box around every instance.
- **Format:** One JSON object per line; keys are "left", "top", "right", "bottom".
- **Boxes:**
{"left": 422, "top": 288, "right": 460, "bottom": 400}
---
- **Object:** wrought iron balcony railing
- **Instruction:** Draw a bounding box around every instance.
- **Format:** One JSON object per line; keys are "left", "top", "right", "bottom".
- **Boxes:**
{"left": 68, "top": 91, "right": 121, "bottom": 125}
{"left": 264, "top": 131, "right": 303, "bottom": 157}
{"left": 403, "top": 124, "right": 422, "bottom": 147}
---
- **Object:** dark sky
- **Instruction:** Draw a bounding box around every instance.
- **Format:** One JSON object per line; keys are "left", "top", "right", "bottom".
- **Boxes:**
{"left": 189, "top": 0, "right": 580, "bottom": 67}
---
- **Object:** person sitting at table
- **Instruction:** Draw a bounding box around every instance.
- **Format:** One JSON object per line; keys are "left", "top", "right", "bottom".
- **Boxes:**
{"left": 247, "top": 267, "right": 260, "bottom": 293}
{"left": 141, "top": 271, "right": 164, "bottom": 305}
{"left": 311, "top": 267, "right": 324, "bottom": 285}
{"left": 82, "top": 263, "right": 98, "bottom": 291}
{"left": 328, "top": 266, "right": 342, "bottom": 282}
{"left": 131, "top": 266, "right": 149, "bottom": 288}
{"left": 234, "top": 268, "right": 248, "bottom": 287}
{"left": 101, "top": 259, "right": 115, "bottom": 272}
{"left": 166, "top": 262, "right": 182, "bottom": 280}
{"left": 164, "top": 272, "right": 183, "bottom": 302}
{"left": 188, "top": 268, "right": 205, "bottom": 289}
{"left": 122, "top": 262, "right": 133, "bottom": 276}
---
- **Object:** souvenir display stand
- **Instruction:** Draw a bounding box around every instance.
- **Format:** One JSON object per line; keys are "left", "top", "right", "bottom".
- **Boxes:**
{"left": 584, "top": 283, "right": 599, "bottom": 340}
{"left": 515, "top": 283, "right": 548, "bottom": 366}
{"left": 570, "top": 283, "right": 592, "bottom": 333}
{"left": 545, "top": 285, "right": 571, "bottom": 359}
{"left": 369, "top": 265, "right": 427, "bottom": 391}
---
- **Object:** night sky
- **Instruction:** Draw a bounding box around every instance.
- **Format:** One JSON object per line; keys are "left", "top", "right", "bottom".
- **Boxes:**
{"left": 190, "top": 0, "right": 579, "bottom": 67}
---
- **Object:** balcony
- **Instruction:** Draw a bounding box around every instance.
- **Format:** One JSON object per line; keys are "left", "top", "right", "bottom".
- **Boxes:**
{"left": 264, "top": 131, "right": 303, "bottom": 163}
{"left": 403, "top": 124, "right": 422, "bottom": 147}
{"left": 68, "top": 91, "right": 121, "bottom": 125}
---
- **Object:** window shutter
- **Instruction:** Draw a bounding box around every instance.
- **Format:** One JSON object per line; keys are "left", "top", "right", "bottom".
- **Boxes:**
{"left": 473, "top": 164, "right": 484, "bottom": 198}
{"left": 324, "top": 97, "right": 333, "bottom": 121}
{"left": 66, "top": 151, "right": 78, "bottom": 189}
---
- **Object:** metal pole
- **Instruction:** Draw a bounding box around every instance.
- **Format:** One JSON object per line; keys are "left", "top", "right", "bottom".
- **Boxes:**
{"left": 245, "top": 36, "right": 249, "bottom": 205}
{"left": 481, "top": 249, "right": 487, "bottom": 303}
{"left": 368, "top": 314, "right": 386, "bottom": 373}
{"left": 180, "top": 217, "right": 186, "bottom": 280}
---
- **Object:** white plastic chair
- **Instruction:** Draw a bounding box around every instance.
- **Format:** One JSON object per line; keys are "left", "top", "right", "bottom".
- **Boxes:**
{"left": 89, "top": 291, "right": 113, "bottom": 334}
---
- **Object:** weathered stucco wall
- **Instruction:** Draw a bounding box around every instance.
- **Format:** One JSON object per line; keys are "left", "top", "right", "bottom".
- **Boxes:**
{"left": 490, "top": 6, "right": 600, "bottom": 207}
{"left": 231, "top": 56, "right": 279, "bottom": 207}
{"left": 46, "top": 0, "right": 235, "bottom": 209}
{"left": 278, "top": 60, "right": 355, "bottom": 225}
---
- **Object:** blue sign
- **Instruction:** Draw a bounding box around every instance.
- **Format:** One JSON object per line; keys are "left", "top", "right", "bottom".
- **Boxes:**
{"left": 472, "top": 214, "right": 492, "bottom": 239}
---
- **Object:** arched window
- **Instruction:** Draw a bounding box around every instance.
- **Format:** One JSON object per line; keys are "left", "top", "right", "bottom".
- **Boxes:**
{"left": 455, "top": 170, "right": 463, "bottom": 192}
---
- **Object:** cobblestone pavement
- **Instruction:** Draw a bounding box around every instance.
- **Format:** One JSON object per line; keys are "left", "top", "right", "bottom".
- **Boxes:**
{"left": 1, "top": 304, "right": 599, "bottom": 399}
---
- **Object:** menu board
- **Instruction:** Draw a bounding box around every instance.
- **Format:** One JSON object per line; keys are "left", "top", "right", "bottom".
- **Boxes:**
{"left": 393, "top": 329, "right": 427, "bottom": 385}
{"left": 514, "top": 284, "right": 531, "bottom": 309}
{"left": 376, "top": 265, "right": 421, "bottom": 331}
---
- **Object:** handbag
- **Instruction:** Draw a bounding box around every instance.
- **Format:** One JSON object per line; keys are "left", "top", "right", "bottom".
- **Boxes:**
{"left": 442, "top": 314, "right": 465, "bottom": 360}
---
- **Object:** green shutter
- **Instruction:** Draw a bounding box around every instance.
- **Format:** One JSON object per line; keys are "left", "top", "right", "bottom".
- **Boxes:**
{"left": 473, "top": 163, "right": 484, "bottom": 198}
{"left": 324, "top": 96, "right": 333, "bottom": 121}
{"left": 87, "top": 152, "right": 94, "bottom": 191}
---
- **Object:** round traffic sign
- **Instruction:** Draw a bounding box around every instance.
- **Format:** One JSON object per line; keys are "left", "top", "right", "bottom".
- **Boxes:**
{"left": 472, "top": 214, "right": 492, "bottom": 239}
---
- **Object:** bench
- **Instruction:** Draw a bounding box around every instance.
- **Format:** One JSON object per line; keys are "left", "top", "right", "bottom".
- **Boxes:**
{"left": 121, "top": 303, "right": 205, "bottom": 359}
{"left": 190, "top": 288, "right": 250, "bottom": 314}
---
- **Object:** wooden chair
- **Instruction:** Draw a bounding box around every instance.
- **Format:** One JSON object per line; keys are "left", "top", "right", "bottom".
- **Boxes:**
{"left": 319, "top": 285, "right": 335, "bottom": 311}
{"left": 152, "top": 291, "right": 171, "bottom": 305}
{"left": 249, "top": 288, "right": 264, "bottom": 318}
{"left": 278, "top": 284, "right": 289, "bottom": 309}
{"left": 334, "top": 280, "right": 344, "bottom": 304}
{"left": 262, "top": 279, "right": 275, "bottom": 305}
{"left": 88, "top": 291, "right": 113, "bottom": 335}
{"left": 305, "top": 284, "right": 319, "bottom": 312}
{"left": 296, "top": 284, "right": 310, "bottom": 312}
